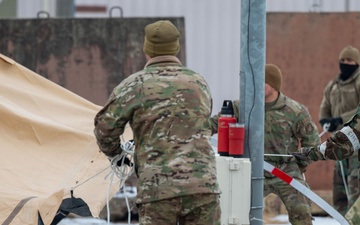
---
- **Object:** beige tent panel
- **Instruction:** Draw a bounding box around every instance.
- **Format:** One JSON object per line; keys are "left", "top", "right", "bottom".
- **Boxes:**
{"left": 0, "top": 54, "right": 133, "bottom": 225}
{"left": 2, "top": 190, "right": 64, "bottom": 225}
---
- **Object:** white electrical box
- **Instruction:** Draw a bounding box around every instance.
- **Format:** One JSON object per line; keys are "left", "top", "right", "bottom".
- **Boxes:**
{"left": 216, "top": 156, "right": 251, "bottom": 225}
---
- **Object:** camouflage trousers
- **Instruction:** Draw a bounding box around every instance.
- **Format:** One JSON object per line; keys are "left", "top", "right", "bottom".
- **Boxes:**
{"left": 332, "top": 152, "right": 359, "bottom": 216}
{"left": 345, "top": 195, "right": 360, "bottom": 225}
{"left": 264, "top": 174, "right": 313, "bottom": 225}
{"left": 137, "top": 193, "right": 221, "bottom": 225}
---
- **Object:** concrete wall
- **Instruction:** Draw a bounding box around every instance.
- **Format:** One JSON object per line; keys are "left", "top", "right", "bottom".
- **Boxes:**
{"left": 0, "top": 17, "right": 186, "bottom": 106}
{"left": 15, "top": 0, "right": 242, "bottom": 116}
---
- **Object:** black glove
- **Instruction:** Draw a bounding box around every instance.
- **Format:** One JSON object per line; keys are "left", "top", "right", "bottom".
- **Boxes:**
{"left": 117, "top": 156, "right": 134, "bottom": 167}
{"left": 292, "top": 151, "right": 309, "bottom": 161}
{"left": 319, "top": 117, "right": 343, "bottom": 132}
{"left": 291, "top": 147, "right": 312, "bottom": 162}
{"left": 328, "top": 117, "right": 343, "bottom": 132}
{"left": 319, "top": 118, "right": 331, "bottom": 127}
{"left": 108, "top": 155, "right": 134, "bottom": 167}
{"left": 108, "top": 140, "right": 134, "bottom": 167}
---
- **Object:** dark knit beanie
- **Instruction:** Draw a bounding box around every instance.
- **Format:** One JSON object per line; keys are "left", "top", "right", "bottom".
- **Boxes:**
{"left": 265, "top": 64, "right": 282, "bottom": 92}
{"left": 339, "top": 45, "right": 360, "bottom": 65}
{"left": 143, "top": 20, "right": 180, "bottom": 57}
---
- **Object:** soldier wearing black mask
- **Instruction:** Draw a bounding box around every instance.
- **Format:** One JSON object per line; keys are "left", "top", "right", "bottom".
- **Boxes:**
{"left": 319, "top": 45, "right": 360, "bottom": 216}
{"left": 339, "top": 59, "right": 359, "bottom": 81}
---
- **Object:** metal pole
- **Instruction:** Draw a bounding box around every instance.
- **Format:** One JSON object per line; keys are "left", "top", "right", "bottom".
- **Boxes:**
{"left": 56, "top": 0, "right": 75, "bottom": 18}
{"left": 240, "top": 0, "right": 266, "bottom": 224}
{"left": 42, "top": 0, "right": 50, "bottom": 13}
{"left": 345, "top": 0, "right": 350, "bottom": 12}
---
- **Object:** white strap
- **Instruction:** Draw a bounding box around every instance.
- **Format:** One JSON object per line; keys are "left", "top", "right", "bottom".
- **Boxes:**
{"left": 340, "top": 126, "right": 360, "bottom": 151}
{"left": 319, "top": 141, "right": 327, "bottom": 156}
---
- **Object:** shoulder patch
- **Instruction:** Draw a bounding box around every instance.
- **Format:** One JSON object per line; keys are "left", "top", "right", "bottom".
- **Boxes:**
{"left": 284, "top": 97, "right": 304, "bottom": 115}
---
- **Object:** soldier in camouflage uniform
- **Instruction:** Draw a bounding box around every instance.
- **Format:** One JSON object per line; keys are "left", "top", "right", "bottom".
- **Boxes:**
{"left": 210, "top": 64, "right": 320, "bottom": 225}
{"left": 318, "top": 45, "right": 360, "bottom": 216}
{"left": 262, "top": 64, "right": 320, "bottom": 225}
{"left": 293, "top": 106, "right": 360, "bottom": 225}
{"left": 94, "top": 20, "right": 221, "bottom": 225}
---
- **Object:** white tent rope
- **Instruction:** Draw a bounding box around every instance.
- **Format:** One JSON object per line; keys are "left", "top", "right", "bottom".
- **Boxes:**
{"left": 104, "top": 140, "right": 135, "bottom": 225}
{"left": 71, "top": 165, "right": 111, "bottom": 191}
{"left": 69, "top": 140, "right": 135, "bottom": 224}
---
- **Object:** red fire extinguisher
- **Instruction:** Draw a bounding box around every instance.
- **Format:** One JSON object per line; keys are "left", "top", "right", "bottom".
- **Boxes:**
{"left": 217, "top": 100, "right": 237, "bottom": 156}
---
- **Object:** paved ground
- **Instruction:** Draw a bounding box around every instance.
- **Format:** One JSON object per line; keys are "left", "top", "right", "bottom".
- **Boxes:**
{"left": 58, "top": 217, "right": 136, "bottom": 225}
{"left": 58, "top": 215, "right": 340, "bottom": 225}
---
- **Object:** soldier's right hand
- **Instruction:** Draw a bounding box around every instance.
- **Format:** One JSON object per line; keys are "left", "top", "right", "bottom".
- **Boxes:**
{"left": 108, "top": 154, "right": 134, "bottom": 167}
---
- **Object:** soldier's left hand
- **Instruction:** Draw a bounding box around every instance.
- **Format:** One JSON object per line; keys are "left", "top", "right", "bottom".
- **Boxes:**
{"left": 292, "top": 148, "right": 310, "bottom": 161}
{"left": 328, "top": 117, "right": 343, "bottom": 132}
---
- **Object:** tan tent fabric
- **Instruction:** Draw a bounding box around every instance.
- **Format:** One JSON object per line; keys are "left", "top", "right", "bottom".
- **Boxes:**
{"left": 0, "top": 54, "right": 133, "bottom": 225}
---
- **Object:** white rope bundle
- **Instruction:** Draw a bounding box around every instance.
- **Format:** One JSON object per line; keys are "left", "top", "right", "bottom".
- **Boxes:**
{"left": 105, "top": 140, "right": 135, "bottom": 225}
{"left": 107, "top": 140, "right": 135, "bottom": 181}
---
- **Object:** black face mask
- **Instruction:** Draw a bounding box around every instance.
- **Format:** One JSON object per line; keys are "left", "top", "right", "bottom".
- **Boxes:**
{"left": 339, "top": 63, "right": 359, "bottom": 81}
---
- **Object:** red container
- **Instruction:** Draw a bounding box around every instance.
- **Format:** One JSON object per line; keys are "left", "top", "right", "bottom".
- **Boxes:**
{"left": 217, "top": 100, "right": 236, "bottom": 156}
{"left": 218, "top": 116, "right": 237, "bottom": 156}
{"left": 229, "top": 123, "right": 245, "bottom": 157}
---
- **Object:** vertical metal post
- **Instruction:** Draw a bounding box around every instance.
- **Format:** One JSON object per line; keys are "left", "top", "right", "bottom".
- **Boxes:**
{"left": 345, "top": 0, "right": 350, "bottom": 12}
{"left": 56, "top": 0, "right": 75, "bottom": 18}
{"left": 240, "top": 0, "right": 266, "bottom": 224}
{"left": 42, "top": 0, "right": 50, "bottom": 13}
{"left": 0, "top": 0, "right": 17, "bottom": 18}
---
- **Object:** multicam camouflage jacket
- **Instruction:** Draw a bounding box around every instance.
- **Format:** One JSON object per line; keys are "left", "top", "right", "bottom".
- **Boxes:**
{"left": 300, "top": 106, "right": 360, "bottom": 162}
{"left": 94, "top": 55, "right": 220, "bottom": 204}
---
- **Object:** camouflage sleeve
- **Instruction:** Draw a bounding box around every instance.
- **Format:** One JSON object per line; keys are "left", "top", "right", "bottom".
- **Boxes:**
{"left": 319, "top": 80, "right": 334, "bottom": 120}
{"left": 296, "top": 106, "right": 321, "bottom": 147}
{"left": 209, "top": 113, "right": 220, "bottom": 135}
{"left": 293, "top": 106, "right": 320, "bottom": 169}
{"left": 305, "top": 110, "right": 360, "bottom": 161}
{"left": 209, "top": 99, "right": 240, "bottom": 135}
{"left": 307, "top": 127, "right": 360, "bottom": 161}
{"left": 233, "top": 99, "right": 240, "bottom": 122}
{"left": 94, "top": 80, "right": 140, "bottom": 157}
